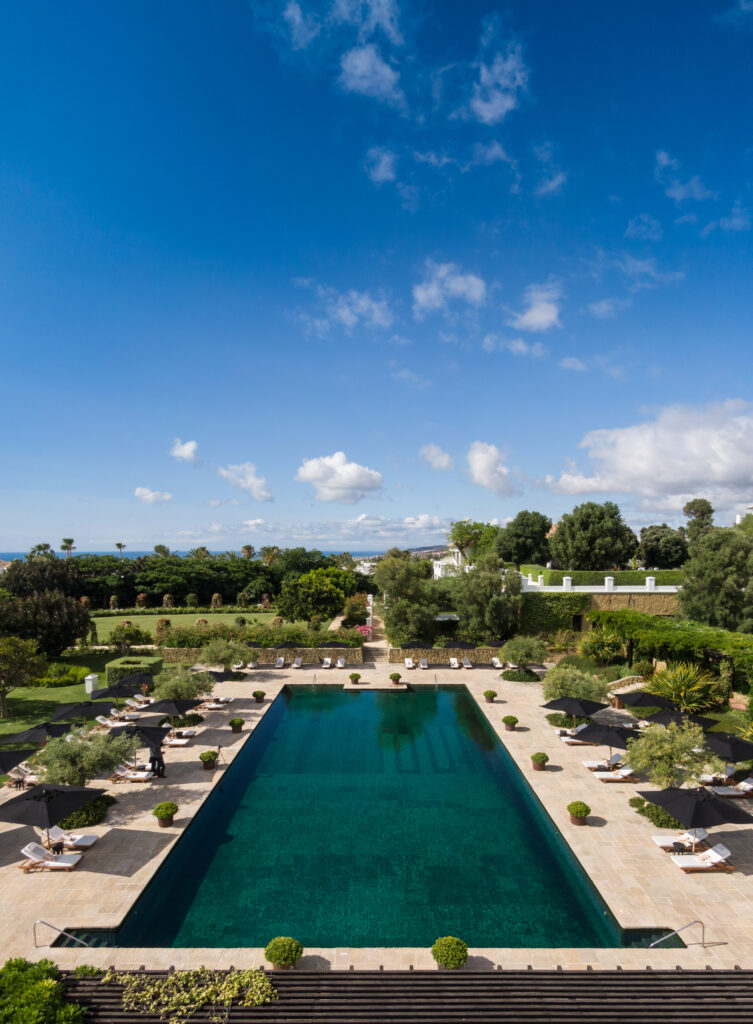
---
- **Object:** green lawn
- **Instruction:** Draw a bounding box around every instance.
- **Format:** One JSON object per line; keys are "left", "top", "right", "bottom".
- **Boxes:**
{"left": 92, "top": 612, "right": 318, "bottom": 638}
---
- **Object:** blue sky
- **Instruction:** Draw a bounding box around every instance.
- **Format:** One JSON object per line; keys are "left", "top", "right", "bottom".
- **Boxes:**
{"left": 1, "top": 0, "right": 753, "bottom": 552}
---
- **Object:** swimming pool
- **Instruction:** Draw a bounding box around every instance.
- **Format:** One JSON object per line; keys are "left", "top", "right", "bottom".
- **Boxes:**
{"left": 76, "top": 686, "right": 672, "bottom": 947}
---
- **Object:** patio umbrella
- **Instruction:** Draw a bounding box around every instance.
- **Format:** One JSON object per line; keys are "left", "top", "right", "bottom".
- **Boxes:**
{"left": 704, "top": 732, "right": 753, "bottom": 775}
{"left": 91, "top": 676, "right": 153, "bottom": 705}
{"left": 485, "top": 640, "right": 506, "bottom": 648}
{"left": 638, "top": 786, "right": 753, "bottom": 850}
{"left": 445, "top": 641, "right": 477, "bottom": 650}
{"left": 0, "top": 722, "right": 73, "bottom": 746}
{"left": 0, "top": 783, "right": 105, "bottom": 845}
{"left": 570, "top": 722, "right": 636, "bottom": 768}
{"left": 273, "top": 642, "right": 298, "bottom": 649}
{"left": 614, "top": 689, "right": 677, "bottom": 710}
{"left": 50, "top": 700, "right": 115, "bottom": 726}
{"left": 401, "top": 640, "right": 432, "bottom": 650}
{"left": 542, "top": 697, "right": 608, "bottom": 728}
{"left": 0, "top": 749, "right": 38, "bottom": 773}
{"left": 244, "top": 641, "right": 262, "bottom": 649}
{"left": 107, "top": 723, "right": 171, "bottom": 751}
{"left": 319, "top": 640, "right": 345, "bottom": 648}
{"left": 645, "top": 709, "right": 716, "bottom": 731}
{"left": 146, "top": 698, "right": 205, "bottom": 726}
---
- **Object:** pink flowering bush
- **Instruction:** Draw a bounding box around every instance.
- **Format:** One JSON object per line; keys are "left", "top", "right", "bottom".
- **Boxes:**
{"left": 355, "top": 624, "right": 372, "bottom": 639}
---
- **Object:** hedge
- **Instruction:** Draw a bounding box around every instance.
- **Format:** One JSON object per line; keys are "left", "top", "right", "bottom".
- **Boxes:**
{"left": 519, "top": 593, "right": 590, "bottom": 634}
{"left": 520, "top": 568, "right": 685, "bottom": 586}
{"left": 105, "top": 655, "right": 163, "bottom": 684}
{"left": 92, "top": 606, "right": 275, "bottom": 617}
{"left": 161, "top": 623, "right": 365, "bottom": 649}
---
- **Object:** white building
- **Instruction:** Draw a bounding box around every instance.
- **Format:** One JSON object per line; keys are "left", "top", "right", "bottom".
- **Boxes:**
{"left": 432, "top": 547, "right": 473, "bottom": 579}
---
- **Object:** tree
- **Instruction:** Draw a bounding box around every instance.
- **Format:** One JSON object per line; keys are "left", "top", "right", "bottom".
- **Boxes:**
{"left": 333, "top": 551, "right": 356, "bottom": 570}
{"left": 455, "top": 556, "right": 522, "bottom": 640}
{"left": 373, "top": 553, "right": 431, "bottom": 602}
{"left": 549, "top": 501, "right": 637, "bottom": 570}
{"left": 2, "top": 556, "right": 81, "bottom": 598}
{"left": 679, "top": 528, "right": 753, "bottom": 630}
{"left": 61, "top": 538, "right": 76, "bottom": 559}
{"left": 447, "top": 521, "right": 488, "bottom": 562}
{"left": 542, "top": 665, "right": 612, "bottom": 703}
{"left": 500, "top": 635, "right": 548, "bottom": 670}
{"left": 637, "top": 524, "right": 688, "bottom": 569}
{"left": 497, "top": 510, "right": 552, "bottom": 567}
{"left": 109, "top": 622, "right": 153, "bottom": 653}
{"left": 383, "top": 593, "right": 438, "bottom": 645}
{"left": 241, "top": 545, "right": 256, "bottom": 560}
{"left": 259, "top": 546, "right": 281, "bottom": 566}
{"left": 36, "top": 730, "right": 138, "bottom": 787}
{"left": 115, "top": 542, "right": 126, "bottom": 560}
{"left": 201, "top": 638, "right": 249, "bottom": 674}
{"left": 275, "top": 568, "right": 346, "bottom": 623}
{"left": 626, "top": 722, "right": 723, "bottom": 789}
{"left": 153, "top": 667, "right": 214, "bottom": 701}
{"left": 647, "top": 662, "right": 720, "bottom": 712}
{"left": 27, "top": 543, "right": 56, "bottom": 562}
{"left": 0, "top": 637, "right": 46, "bottom": 718}
{"left": 683, "top": 498, "right": 714, "bottom": 548}
{"left": 153, "top": 544, "right": 171, "bottom": 557}
{"left": 0, "top": 590, "right": 90, "bottom": 657}
{"left": 187, "top": 546, "right": 211, "bottom": 560}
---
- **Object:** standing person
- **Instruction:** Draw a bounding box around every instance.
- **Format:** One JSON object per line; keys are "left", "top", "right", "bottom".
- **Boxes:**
{"left": 149, "top": 748, "right": 160, "bottom": 776}
{"left": 155, "top": 751, "right": 166, "bottom": 778}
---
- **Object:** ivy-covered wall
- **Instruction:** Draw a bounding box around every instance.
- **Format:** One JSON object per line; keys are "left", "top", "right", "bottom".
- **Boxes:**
{"left": 519, "top": 593, "right": 591, "bottom": 634}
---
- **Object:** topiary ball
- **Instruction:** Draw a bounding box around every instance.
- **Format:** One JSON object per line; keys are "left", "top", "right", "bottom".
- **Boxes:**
{"left": 431, "top": 935, "right": 468, "bottom": 970}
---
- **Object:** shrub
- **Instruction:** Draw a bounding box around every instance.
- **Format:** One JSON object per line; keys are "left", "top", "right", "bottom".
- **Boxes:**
{"left": 109, "top": 595, "right": 118, "bottom": 609}
{"left": 135, "top": 592, "right": 148, "bottom": 608}
{"left": 542, "top": 665, "right": 611, "bottom": 703}
{"left": 545, "top": 712, "right": 590, "bottom": 729}
{"left": 545, "top": 629, "right": 580, "bottom": 653}
{"left": 578, "top": 628, "right": 624, "bottom": 665}
{"left": 199, "top": 750, "right": 219, "bottom": 763}
{"left": 211, "top": 593, "right": 222, "bottom": 608}
{"left": 152, "top": 801, "right": 178, "bottom": 820}
{"left": 500, "top": 635, "right": 547, "bottom": 669}
{"left": 567, "top": 801, "right": 591, "bottom": 818}
{"left": 501, "top": 668, "right": 539, "bottom": 682}
{"left": 264, "top": 937, "right": 303, "bottom": 968}
{"left": 154, "top": 618, "right": 172, "bottom": 644}
{"left": 153, "top": 667, "right": 213, "bottom": 702}
{"left": 173, "top": 712, "right": 204, "bottom": 728}
{"left": 186, "top": 592, "right": 199, "bottom": 607}
{"left": 531, "top": 752, "right": 549, "bottom": 765}
{"left": 0, "top": 957, "right": 84, "bottom": 1023}
{"left": 430, "top": 936, "right": 468, "bottom": 970}
{"left": 162, "top": 594, "right": 174, "bottom": 608}
{"left": 235, "top": 616, "right": 247, "bottom": 627}
{"left": 647, "top": 662, "right": 720, "bottom": 711}
{"left": 106, "top": 655, "right": 163, "bottom": 686}
{"left": 502, "top": 715, "right": 518, "bottom": 726}
{"left": 629, "top": 796, "right": 683, "bottom": 830}
{"left": 483, "top": 689, "right": 497, "bottom": 700}
{"left": 389, "top": 672, "right": 402, "bottom": 683}
{"left": 106, "top": 968, "right": 277, "bottom": 1021}
{"left": 349, "top": 673, "right": 361, "bottom": 683}
{"left": 519, "top": 593, "right": 591, "bottom": 634}
{"left": 59, "top": 794, "right": 117, "bottom": 830}
{"left": 31, "top": 663, "right": 89, "bottom": 688}
{"left": 253, "top": 690, "right": 265, "bottom": 700}
{"left": 229, "top": 717, "right": 244, "bottom": 728}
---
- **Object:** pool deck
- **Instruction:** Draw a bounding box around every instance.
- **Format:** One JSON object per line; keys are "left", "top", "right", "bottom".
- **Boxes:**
{"left": 2, "top": 658, "right": 753, "bottom": 972}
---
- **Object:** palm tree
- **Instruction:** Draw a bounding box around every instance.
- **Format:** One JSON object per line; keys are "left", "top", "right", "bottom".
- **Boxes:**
{"left": 188, "top": 546, "right": 211, "bottom": 560}
{"left": 115, "top": 542, "right": 126, "bottom": 559}
{"left": 153, "top": 544, "right": 170, "bottom": 558}
{"left": 27, "top": 543, "right": 56, "bottom": 561}
{"left": 241, "top": 545, "right": 255, "bottom": 560}
{"left": 61, "top": 538, "right": 75, "bottom": 559}
{"left": 260, "top": 545, "right": 280, "bottom": 566}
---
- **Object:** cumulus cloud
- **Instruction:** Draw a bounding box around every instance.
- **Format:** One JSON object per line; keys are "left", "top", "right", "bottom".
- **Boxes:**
{"left": 419, "top": 444, "right": 454, "bottom": 471}
{"left": 482, "top": 334, "right": 546, "bottom": 357}
{"left": 169, "top": 438, "right": 198, "bottom": 463}
{"left": 412, "top": 259, "right": 486, "bottom": 319}
{"left": 614, "top": 253, "right": 684, "bottom": 290}
{"left": 546, "top": 400, "right": 753, "bottom": 512}
{"left": 365, "top": 146, "right": 397, "bottom": 184}
{"left": 507, "top": 279, "right": 563, "bottom": 332}
{"left": 172, "top": 513, "right": 450, "bottom": 547}
{"left": 559, "top": 357, "right": 587, "bottom": 372}
{"left": 466, "top": 31, "right": 528, "bottom": 126}
{"left": 295, "top": 451, "right": 383, "bottom": 503}
{"left": 625, "top": 213, "right": 663, "bottom": 241}
{"left": 654, "top": 150, "right": 716, "bottom": 204}
{"left": 588, "top": 296, "right": 632, "bottom": 319}
{"left": 296, "top": 279, "right": 393, "bottom": 334}
{"left": 535, "top": 171, "right": 567, "bottom": 196}
{"left": 466, "top": 441, "right": 513, "bottom": 495}
{"left": 134, "top": 486, "right": 172, "bottom": 504}
{"left": 218, "top": 463, "right": 273, "bottom": 502}
{"left": 282, "top": 1, "right": 321, "bottom": 49}
{"left": 331, "top": 0, "right": 403, "bottom": 45}
{"left": 702, "top": 201, "right": 751, "bottom": 237}
{"left": 391, "top": 368, "right": 431, "bottom": 389}
{"left": 339, "top": 44, "right": 404, "bottom": 105}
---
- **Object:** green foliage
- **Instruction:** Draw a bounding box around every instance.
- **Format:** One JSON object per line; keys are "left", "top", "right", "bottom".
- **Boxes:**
{"left": 72, "top": 966, "right": 105, "bottom": 978}
{"left": 383, "top": 593, "right": 439, "bottom": 646}
{"left": 373, "top": 553, "right": 431, "bottom": 602}
{"left": 342, "top": 593, "right": 368, "bottom": 627}
{"left": 252, "top": 691, "right": 265, "bottom": 700}
{"left": 500, "top": 635, "right": 547, "bottom": 669}
{"left": 578, "top": 628, "right": 623, "bottom": 666}
{"left": 349, "top": 673, "right": 361, "bottom": 682}
{"left": 159, "top": 622, "right": 364, "bottom": 649}
{"left": 0, "top": 589, "right": 90, "bottom": 658}
{"left": 683, "top": 497, "right": 714, "bottom": 548}
{"left": 647, "top": 662, "right": 720, "bottom": 711}
{"left": 37, "top": 731, "right": 138, "bottom": 787}
{"left": 59, "top": 794, "right": 116, "bottom": 830}
{"left": 201, "top": 638, "right": 249, "bottom": 673}
{"left": 199, "top": 750, "right": 219, "bottom": 763}
{"left": 626, "top": 722, "right": 723, "bottom": 788}
{"left": 631, "top": 659, "right": 655, "bottom": 679}
{"left": 545, "top": 712, "right": 591, "bottom": 728}
{"left": 519, "top": 593, "right": 590, "bottom": 634}
{"left": 567, "top": 801, "right": 591, "bottom": 818}
{"left": 542, "top": 665, "right": 611, "bottom": 702}
{"left": 527, "top": 568, "right": 685, "bottom": 585}
{"left": 264, "top": 936, "right": 303, "bottom": 967}
{"left": 229, "top": 717, "right": 244, "bottom": 728}
{"left": 531, "top": 752, "right": 549, "bottom": 764}
{"left": 454, "top": 557, "right": 521, "bottom": 641}
{"left": 638, "top": 524, "right": 688, "bottom": 569}
{"left": 447, "top": 521, "right": 491, "bottom": 561}
{"left": 496, "top": 510, "right": 552, "bottom": 567}
{"left": 105, "top": 967, "right": 277, "bottom": 1023}
{"left": 483, "top": 690, "right": 497, "bottom": 699}
{"left": 549, "top": 501, "right": 638, "bottom": 571}
{"left": 31, "top": 663, "right": 89, "bottom": 688}
{"left": 152, "top": 667, "right": 214, "bottom": 701}
{"left": 544, "top": 629, "right": 580, "bottom": 653}
{"left": 502, "top": 669, "right": 539, "bottom": 682}
{"left": 0, "top": 637, "right": 47, "bottom": 718}
{"left": 0, "top": 957, "right": 84, "bottom": 1023}
{"left": 628, "top": 796, "right": 683, "bottom": 830}
{"left": 389, "top": 673, "right": 402, "bottom": 683}
{"left": 105, "top": 655, "right": 163, "bottom": 685}
{"left": 502, "top": 715, "right": 518, "bottom": 725}
{"left": 152, "top": 801, "right": 178, "bottom": 819}
{"left": 679, "top": 528, "right": 753, "bottom": 631}
{"left": 276, "top": 568, "right": 353, "bottom": 623}
{"left": 108, "top": 622, "right": 152, "bottom": 653}
{"left": 430, "top": 936, "right": 468, "bottom": 970}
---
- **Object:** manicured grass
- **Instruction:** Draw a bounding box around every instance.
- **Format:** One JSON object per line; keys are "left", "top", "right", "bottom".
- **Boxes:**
{"left": 705, "top": 706, "right": 750, "bottom": 734}
{"left": 91, "top": 612, "right": 317, "bottom": 638}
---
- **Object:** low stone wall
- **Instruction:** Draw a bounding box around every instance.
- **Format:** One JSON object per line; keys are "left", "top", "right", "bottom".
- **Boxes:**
{"left": 159, "top": 646, "right": 363, "bottom": 666}
{"left": 388, "top": 647, "right": 500, "bottom": 665}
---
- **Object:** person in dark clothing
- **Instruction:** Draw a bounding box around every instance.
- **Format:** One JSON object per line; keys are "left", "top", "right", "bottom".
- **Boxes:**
{"left": 154, "top": 751, "right": 166, "bottom": 777}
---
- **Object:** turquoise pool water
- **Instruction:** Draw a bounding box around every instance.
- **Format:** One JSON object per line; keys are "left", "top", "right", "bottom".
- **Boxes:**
{"left": 100, "top": 686, "right": 646, "bottom": 947}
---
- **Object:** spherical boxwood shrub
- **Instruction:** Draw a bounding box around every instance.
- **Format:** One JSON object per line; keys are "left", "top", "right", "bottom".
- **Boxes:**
{"left": 253, "top": 690, "right": 265, "bottom": 702}
{"left": 152, "top": 801, "right": 178, "bottom": 820}
{"left": 431, "top": 936, "right": 468, "bottom": 970}
{"left": 502, "top": 715, "right": 518, "bottom": 727}
{"left": 265, "top": 936, "right": 303, "bottom": 968}
{"left": 199, "top": 750, "right": 219, "bottom": 763}
{"left": 567, "top": 801, "right": 591, "bottom": 819}
{"left": 531, "top": 752, "right": 549, "bottom": 765}
{"left": 229, "top": 717, "right": 245, "bottom": 728}
{"left": 502, "top": 668, "right": 539, "bottom": 682}
{"left": 349, "top": 673, "right": 361, "bottom": 683}
{"left": 389, "top": 672, "right": 401, "bottom": 684}
{"left": 631, "top": 660, "right": 655, "bottom": 679}
{"left": 483, "top": 690, "right": 497, "bottom": 701}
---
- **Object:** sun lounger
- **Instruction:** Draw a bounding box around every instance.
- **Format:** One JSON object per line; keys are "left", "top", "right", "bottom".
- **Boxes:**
{"left": 699, "top": 765, "right": 736, "bottom": 785}
{"left": 200, "top": 702, "right": 226, "bottom": 711}
{"left": 336, "top": 657, "right": 346, "bottom": 669}
{"left": 670, "top": 843, "right": 734, "bottom": 873}
{"left": 246, "top": 660, "right": 257, "bottom": 669}
{"left": 461, "top": 657, "right": 473, "bottom": 669}
{"left": 560, "top": 724, "right": 598, "bottom": 745}
{"left": 292, "top": 657, "right": 302, "bottom": 669}
{"left": 119, "top": 712, "right": 141, "bottom": 721}
{"left": 419, "top": 657, "right": 429, "bottom": 670}
{"left": 322, "top": 657, "right": 332, "bottom": 669}
{"left": 232, "top": 661, "right": 245, "bottom": 671}
{"left": 39, "top": 826, "right": 98, "bottom": 850}
{"left": 110, "top": 763, "right": 155, "bottom": 783}
{"left": 652, "top": 829, "right": 709, "bottom": 852}
{"left": 593, "top": 767, "right": 637, "bottom": 783}
{"left": 163, "top": 736, "right": 189, "bottom": 747}
{"left": 171, "top": 728, "right": 198, "bottom": 738}
{"left": 491, "top": 657, "right": 503, "bottom": 670}
{"left": 274, "top": 657, "right": 285, "bottom": 669}
{"left": 125, "top": 698, "right": 149, "bottom": 710}
{"left": 7, "top": 767, "right": 41, "bottom": 787}
{"left": 404, "top": 657, "right": 415, "bottom": 669}
{"left": 19, "top": 842, "right": 82, "bottom": 872}
{"left": 583, "top": 753, "right": 622, "bottom": 771}
{"left": 449, "top": 658, "right": 460, "bottom": 670}
{"left": 95, "top": 715, "right": 118, "bottom": 729}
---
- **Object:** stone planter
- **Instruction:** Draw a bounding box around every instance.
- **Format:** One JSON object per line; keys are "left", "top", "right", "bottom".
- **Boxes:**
{"left": 156, "top": 815, "right": 174, "bottom": 828}
{"left": 569, "top": 813, "right": 587, "bottom": 826}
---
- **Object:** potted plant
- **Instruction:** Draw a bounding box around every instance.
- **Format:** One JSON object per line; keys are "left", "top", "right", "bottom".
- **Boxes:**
{"left": 567, "top": 800, "right": 591, "bottom": 826}
{"left": 389, "top": 672, "right": 402, "bottom": 685}
{"left": 502, "top": 715, "right": 518, "bottom": 732}
{"left": 430, "top": 936, "right": 468, "bottom": 971}
{"left": 152, "top": 801, "right": 178, "bottom": 828}
{"left": 349, "top": 672, "right": 361, "bottom": 685}
{"left": 264, "top": 936, "right": 303, "bottom": 970}
{"left": 483, "top": 690, "right": 497, "bottom": 703}
{"left": 199, "top": 750, "right": 219, "bottom": 771}
{"left": 531, "top": 752, "right": 549, "bottom": 772}
{"left": 229, "top": 717, "right": 244, "bottom": 734}
{"left": 253, "top": 690, "right": 265, "bottom": 703}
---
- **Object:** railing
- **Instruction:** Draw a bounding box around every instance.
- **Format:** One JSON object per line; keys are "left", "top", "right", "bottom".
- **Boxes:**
{"left": 33, "top": 919, "right": 90, "bottom": 948}
{"left": 650, "top": 919, "right": 706, "bottom": 948}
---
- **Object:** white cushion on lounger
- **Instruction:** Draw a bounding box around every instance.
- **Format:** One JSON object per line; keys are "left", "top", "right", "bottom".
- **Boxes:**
{"left": 670, "top": 843, "right": 731, "bottom": 869}
{"left": 583, "top": 753, "right": 622, "bottom": 770}
{"left": 593, "top": 767, "right": 635, "bottom": 781}
{"left": 21, "top": 842, "right": 82, "bottom": 869}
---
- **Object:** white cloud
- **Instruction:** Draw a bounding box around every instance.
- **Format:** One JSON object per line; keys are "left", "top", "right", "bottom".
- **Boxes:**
{"left": 169, "top": 438, "right": 198, "bottom": 463}
{"left": 414, "top": 150, "right": 455, "bottom": 169}
{"left": 466, "top": 441, "right": 513, "bottom": 495}
{"left": 507, "top": 278, "right": 563, "bottom": 332}
{"left": 533, "top": 142, "right": 566, "bottom": 197}
{"left": 134, "top": 486, "right": 172, "bottom": 504}
{"left": 559, "top": 356, "right": 587, "bottom": 372}
{"left": 218, "top": 463, "right": 273, "bottom": 502}
{"left": 625, "top": 213, "right": 663, "bottom": 241}
{"left": 207, "top": 498, "right": 240, "bottom": 507}
{"left": 175, "top": 513, "right": 450, "bottom": 547}
{"left": 297, "top": 279, "right": 393, "bottom": 334}
{"left": 331, "top": 0, "right": 403, "bottom": 46}
{"left": 535, "top": 171, "right": 567, "bottom": 196}
{"left": 295, "top": 451, "right": 383, "bottom": 503}
{"left": 391, "top": 368, "right": 431, "bottom": 389}
{"left": 588, "top": 296, "right": 632, "bottom": 319}
{"left": 654, "top": 150, "right": 716, "bottom": 203}
{"left": 282, "top": 1, "right": 320, "bottom": 49}
{"left": 412, "top": 259, "right": 486, "bottom": 319}
{"left": 546, "top": 399, "right": 753, "bottom": 513}
{"left": 467, "top": 39, "right": 528, "bottom": 125}
{"left": 614, "top": 253, "right": 684, "bottom": 290}
{"left": 702, "top": 201, "right": 751, "bottom": 237}
{"left": 482, "top": 334, "right": 546, "bottom": 357}
{"left": 467, "top": 140, "right": 512, "bottom": 168}
{"left": 419, "top": 444, "right": 454, "bottom": 470}
{"left": 339, "top": 44, "right": 404, "bottom": 106}
{"left": 365, "top": 146, "right": 397, "bottom": 184}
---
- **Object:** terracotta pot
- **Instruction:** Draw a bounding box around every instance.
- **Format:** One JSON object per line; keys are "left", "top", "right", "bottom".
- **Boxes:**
{"left": 613, "top": 697, "right": 625, "bottom": 710}
{"left": 271, "top": 964, "right": 294, "bottom": 971}
{"left": 532, "top": 761, "right": 546, "bottom": 771}
{"left": 231, "top": 724, "right": 242, "bottom": 734}
{"left": 504, "top": 723, "right": 516, "bottom": 732}
{"left": 254, "top": 696, "right": 264, "bottom": 703}
{"left": 570, "top": 813, "right": 587, "bottom": 826}
{"left": 157, "top": 815, "right": 174, "bottom": 828}
{"left": 202, "top": 759, "right": 217, "bottom": 770}
{"left": 484, "top": 696, "right": 494, "bottom": 703}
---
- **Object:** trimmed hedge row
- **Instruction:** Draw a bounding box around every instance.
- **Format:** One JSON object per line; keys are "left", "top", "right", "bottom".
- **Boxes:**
{"left": 105, "top": 655, "right": 163, "bottom": 684}
{"left": 92, "top": 606, "right": 275, "bottom": 617}
{"left": 520, "top": 567, "right": 684, "bottom": 586}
